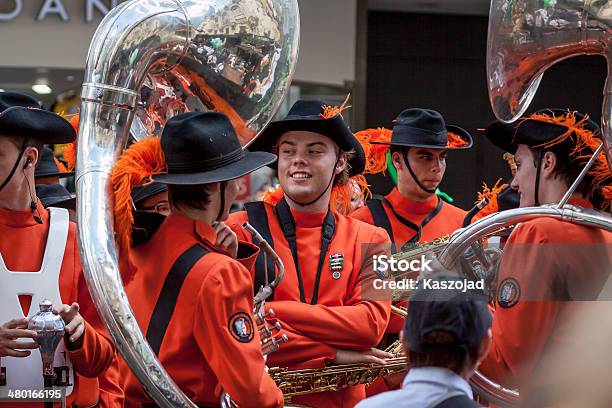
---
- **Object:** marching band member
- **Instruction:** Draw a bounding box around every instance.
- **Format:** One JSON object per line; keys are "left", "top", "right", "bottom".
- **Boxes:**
{"left": 227, "top": 99, "right": 392, "bottom": 407}
{"left": 478, "top": 109, "right": 612, "bottom": 405}
{"left": 112, "top": 112, "right": 283, "bottom": 407}
{"left": 351, "top": 108, "right": 473, "bottom": 353}
{"left": 0, "top": 91, "right": 117, "bottom": 407}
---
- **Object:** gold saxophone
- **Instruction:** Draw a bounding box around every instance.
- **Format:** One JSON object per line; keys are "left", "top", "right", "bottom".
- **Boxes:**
{"left": 268, "top": 356, "right": 406, "bottom": 403}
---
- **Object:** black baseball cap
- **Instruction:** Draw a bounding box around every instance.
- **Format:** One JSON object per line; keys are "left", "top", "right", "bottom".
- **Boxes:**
{"left": 405, "top": 272, "right": 492, "bottom": 353}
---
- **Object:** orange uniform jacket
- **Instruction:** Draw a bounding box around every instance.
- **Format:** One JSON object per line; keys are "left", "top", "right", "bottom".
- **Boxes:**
{"left": 479, "top": 199, "right": 612, "bottom": 403}
{"left": 228, "top": 202, "right": 392, "bottom": 408}
{"left": 351, "top": 188, "right": 466, "bottom": 332}
{"left": 121, "top": 214, "right": 283, "bottom": 408}
{"left": 0, "top": 203, "right": 116, "bottom": 408}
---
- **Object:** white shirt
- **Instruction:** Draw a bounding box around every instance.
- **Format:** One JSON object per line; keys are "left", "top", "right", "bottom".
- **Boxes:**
{"left": 356, "top": 367, "right": 475, "bottom": 408}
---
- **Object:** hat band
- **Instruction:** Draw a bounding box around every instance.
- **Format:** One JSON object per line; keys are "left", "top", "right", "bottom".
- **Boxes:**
{"left": 166, "top": 147, "right": 245, "bottom": 174}
{"left": 392, "top": 124, "right": 447, "bottom": 147}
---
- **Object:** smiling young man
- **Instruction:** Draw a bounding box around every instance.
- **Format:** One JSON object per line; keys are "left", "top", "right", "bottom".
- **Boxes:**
{"left": 478, "top": 109, "right": 612, "bottom": 405}
{"left": 0, "top": 91, "right": 116, "bottom": 408}
{"left": 227, "top": 100, "right": 392, "bottom": 407}
{"left": 352, "top": 109, "right": 473, "bottom": 359}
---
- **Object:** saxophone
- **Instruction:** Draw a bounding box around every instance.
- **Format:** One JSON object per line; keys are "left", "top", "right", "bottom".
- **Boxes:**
{"left": 268, "top": 357, "right": 406, "bottom": 403}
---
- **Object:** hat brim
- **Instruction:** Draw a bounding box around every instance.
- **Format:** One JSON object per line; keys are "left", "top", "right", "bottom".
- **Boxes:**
{"left": 42, "top": 197, "right": 76, "bottom": 210}
{"left": 35, "top": 171, "right": 75, "bottom": 180}
{"left": 249, "top": 116, "right": 366, "bottom": 176}
{"left": 132, "top": 182, "right": 168, "bottom": 205}
{"left": 0, "top": 107, "right": 76, "bottom": 144}
{"left": 483, "top": 121, "right": 519, "bottom": 154}
{"left": 370, "top": 125, "right": 473, "bottom": 150}
{"left": 153, "top": 151, "right": 277, "bottom": 185}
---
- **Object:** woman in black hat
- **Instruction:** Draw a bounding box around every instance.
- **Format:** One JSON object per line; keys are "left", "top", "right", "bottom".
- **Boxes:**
{"left": 0, "top": 91, "right": 117, "bottom": 408}
{"left": 227, "top": 99, "right": 393, "bottom": 408}
{"left": 111, "top": 111, "right": 283, "bottom": 408}
{"left": 478, "top": 109, "right": 612, "bottom": 405}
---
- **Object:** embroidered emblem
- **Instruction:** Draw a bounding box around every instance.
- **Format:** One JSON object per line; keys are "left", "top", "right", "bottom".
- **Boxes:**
{"left": 497, "top": 278, "right": 521, "bottom": 308}
{"left": 329, "top": 253, "right": 344, "bottom": 280}
{"left": 228, "top": 312, "right": 254, "bottom": 343}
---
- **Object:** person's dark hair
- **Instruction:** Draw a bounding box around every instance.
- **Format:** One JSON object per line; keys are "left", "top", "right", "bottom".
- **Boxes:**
{"left": 5, "top": 136, "right": 44, "bottom": 162}
{"left": 407, "top": 330, "right": 480, "bottom": 375}
{"left": 333, "top": 149, "right": 355, "bottom": 187}
{"left": 529, "top": 143, "right": 592, "bottom": 198}
{"left": 167, "top": 184, "right": 211, "bottom": 212}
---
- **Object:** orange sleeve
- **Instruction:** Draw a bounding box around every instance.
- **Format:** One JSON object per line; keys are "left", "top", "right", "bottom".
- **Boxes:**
{"left": 265, "top": 228, "right": 391, "bottom": 350}
{"left": 68, "top": 247, "right": 116, "bottom": 378}
{"left": 478, "top": 223, "right": 560, "bottom": 387}
{"left": 96, "top": 356, "right": 125, "bottom": 408}
{"left": 193, "top": 258, "right": 283, "bottom": 408}
{"left": 264, "top": 316, "right": 337, "bottom": 368}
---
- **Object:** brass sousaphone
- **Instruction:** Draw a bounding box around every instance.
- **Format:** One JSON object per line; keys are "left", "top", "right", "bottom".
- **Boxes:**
{"left": 75, "top": 0, "right": 299, "bottom": 406}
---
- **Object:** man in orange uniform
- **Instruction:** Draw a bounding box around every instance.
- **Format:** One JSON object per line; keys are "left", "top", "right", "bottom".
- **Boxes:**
{"left": 0, "top": 91, "right": 117, "bottom": 407}
{"left": 478, "top": 109, "right": 612, "bottom": 406}
{"left": 227, "top": 100, "right": 392, "bottom": 408}
{"left": 352, "top": 108, "right": 473, "bottom": 350}
{"left": 114, "top": 112, "right": 283, "bottom": 408}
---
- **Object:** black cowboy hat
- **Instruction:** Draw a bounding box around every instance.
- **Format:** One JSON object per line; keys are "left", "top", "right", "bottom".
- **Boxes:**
{"left": 373, "top": 108, "right": 473, "bottom": 150}
{"left": 0, "top": 91, "right": 75, "bottom": 144}
{"left": 248, "top": 99, "right": 366, "bottom": 176}
{"left": 131, "top": 182, "right": 167, "bottom": 207}
{"left": 484, "top": 109, "right": 600, "bottom": 154}
{"left": 153, "top": 112, "right": 277, "bottom": 185}
{"left": 35, "top": 184, "right": 76, "bottom": 210}
{"left": 35, "top": 147, "right": 74, "bottom": 179}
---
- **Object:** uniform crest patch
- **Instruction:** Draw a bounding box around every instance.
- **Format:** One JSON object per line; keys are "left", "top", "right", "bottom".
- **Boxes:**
{"left": 228, "top": 312, "right": 254, "bottom": 343}
{"left": 497, "top": 278, "right": 521, "bottom": 308}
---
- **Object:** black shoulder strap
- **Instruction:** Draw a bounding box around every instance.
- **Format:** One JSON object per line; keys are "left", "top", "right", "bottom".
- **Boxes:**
{"left": 146, "top": 244, "right": 210, "bottom": 356}
{"left": 366, "top": 198, "right": 396, "bottom": 254}
{"left": 245, "top": 202, "right": 276, "bottom": 299}
{"left": 275, "top": 197, "right": 335, "bottom": 305}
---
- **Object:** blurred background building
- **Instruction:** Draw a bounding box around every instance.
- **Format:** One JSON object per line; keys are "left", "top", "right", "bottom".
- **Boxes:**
{"left": 0, "top": 0, "right": 606, "bottom": 208}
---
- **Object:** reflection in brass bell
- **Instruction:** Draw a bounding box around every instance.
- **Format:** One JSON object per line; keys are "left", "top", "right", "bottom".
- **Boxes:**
{"left": 28, "top": 300, "right": 65, "bottom": 384}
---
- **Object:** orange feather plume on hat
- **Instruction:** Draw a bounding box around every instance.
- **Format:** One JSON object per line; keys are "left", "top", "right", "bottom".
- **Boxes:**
{"left": 320, "top": 94, "right": 352, "bottom": 120}
{"left": 447, "top": 131, "right": 469, "bottom": 149}
{"left": 527, "top": 110, "right": 611, "bottom": 208}
{"left": 472, "top": 179, "right": 508, "bottom": 222}
{"left": 110, "top": 136, "right": 166, "bottom": 282}
{"left": 61, "top": 114, "right": 79, "bottom": 171}
{"left": 354, "top": 127, "right": 392, "bottom": 175}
